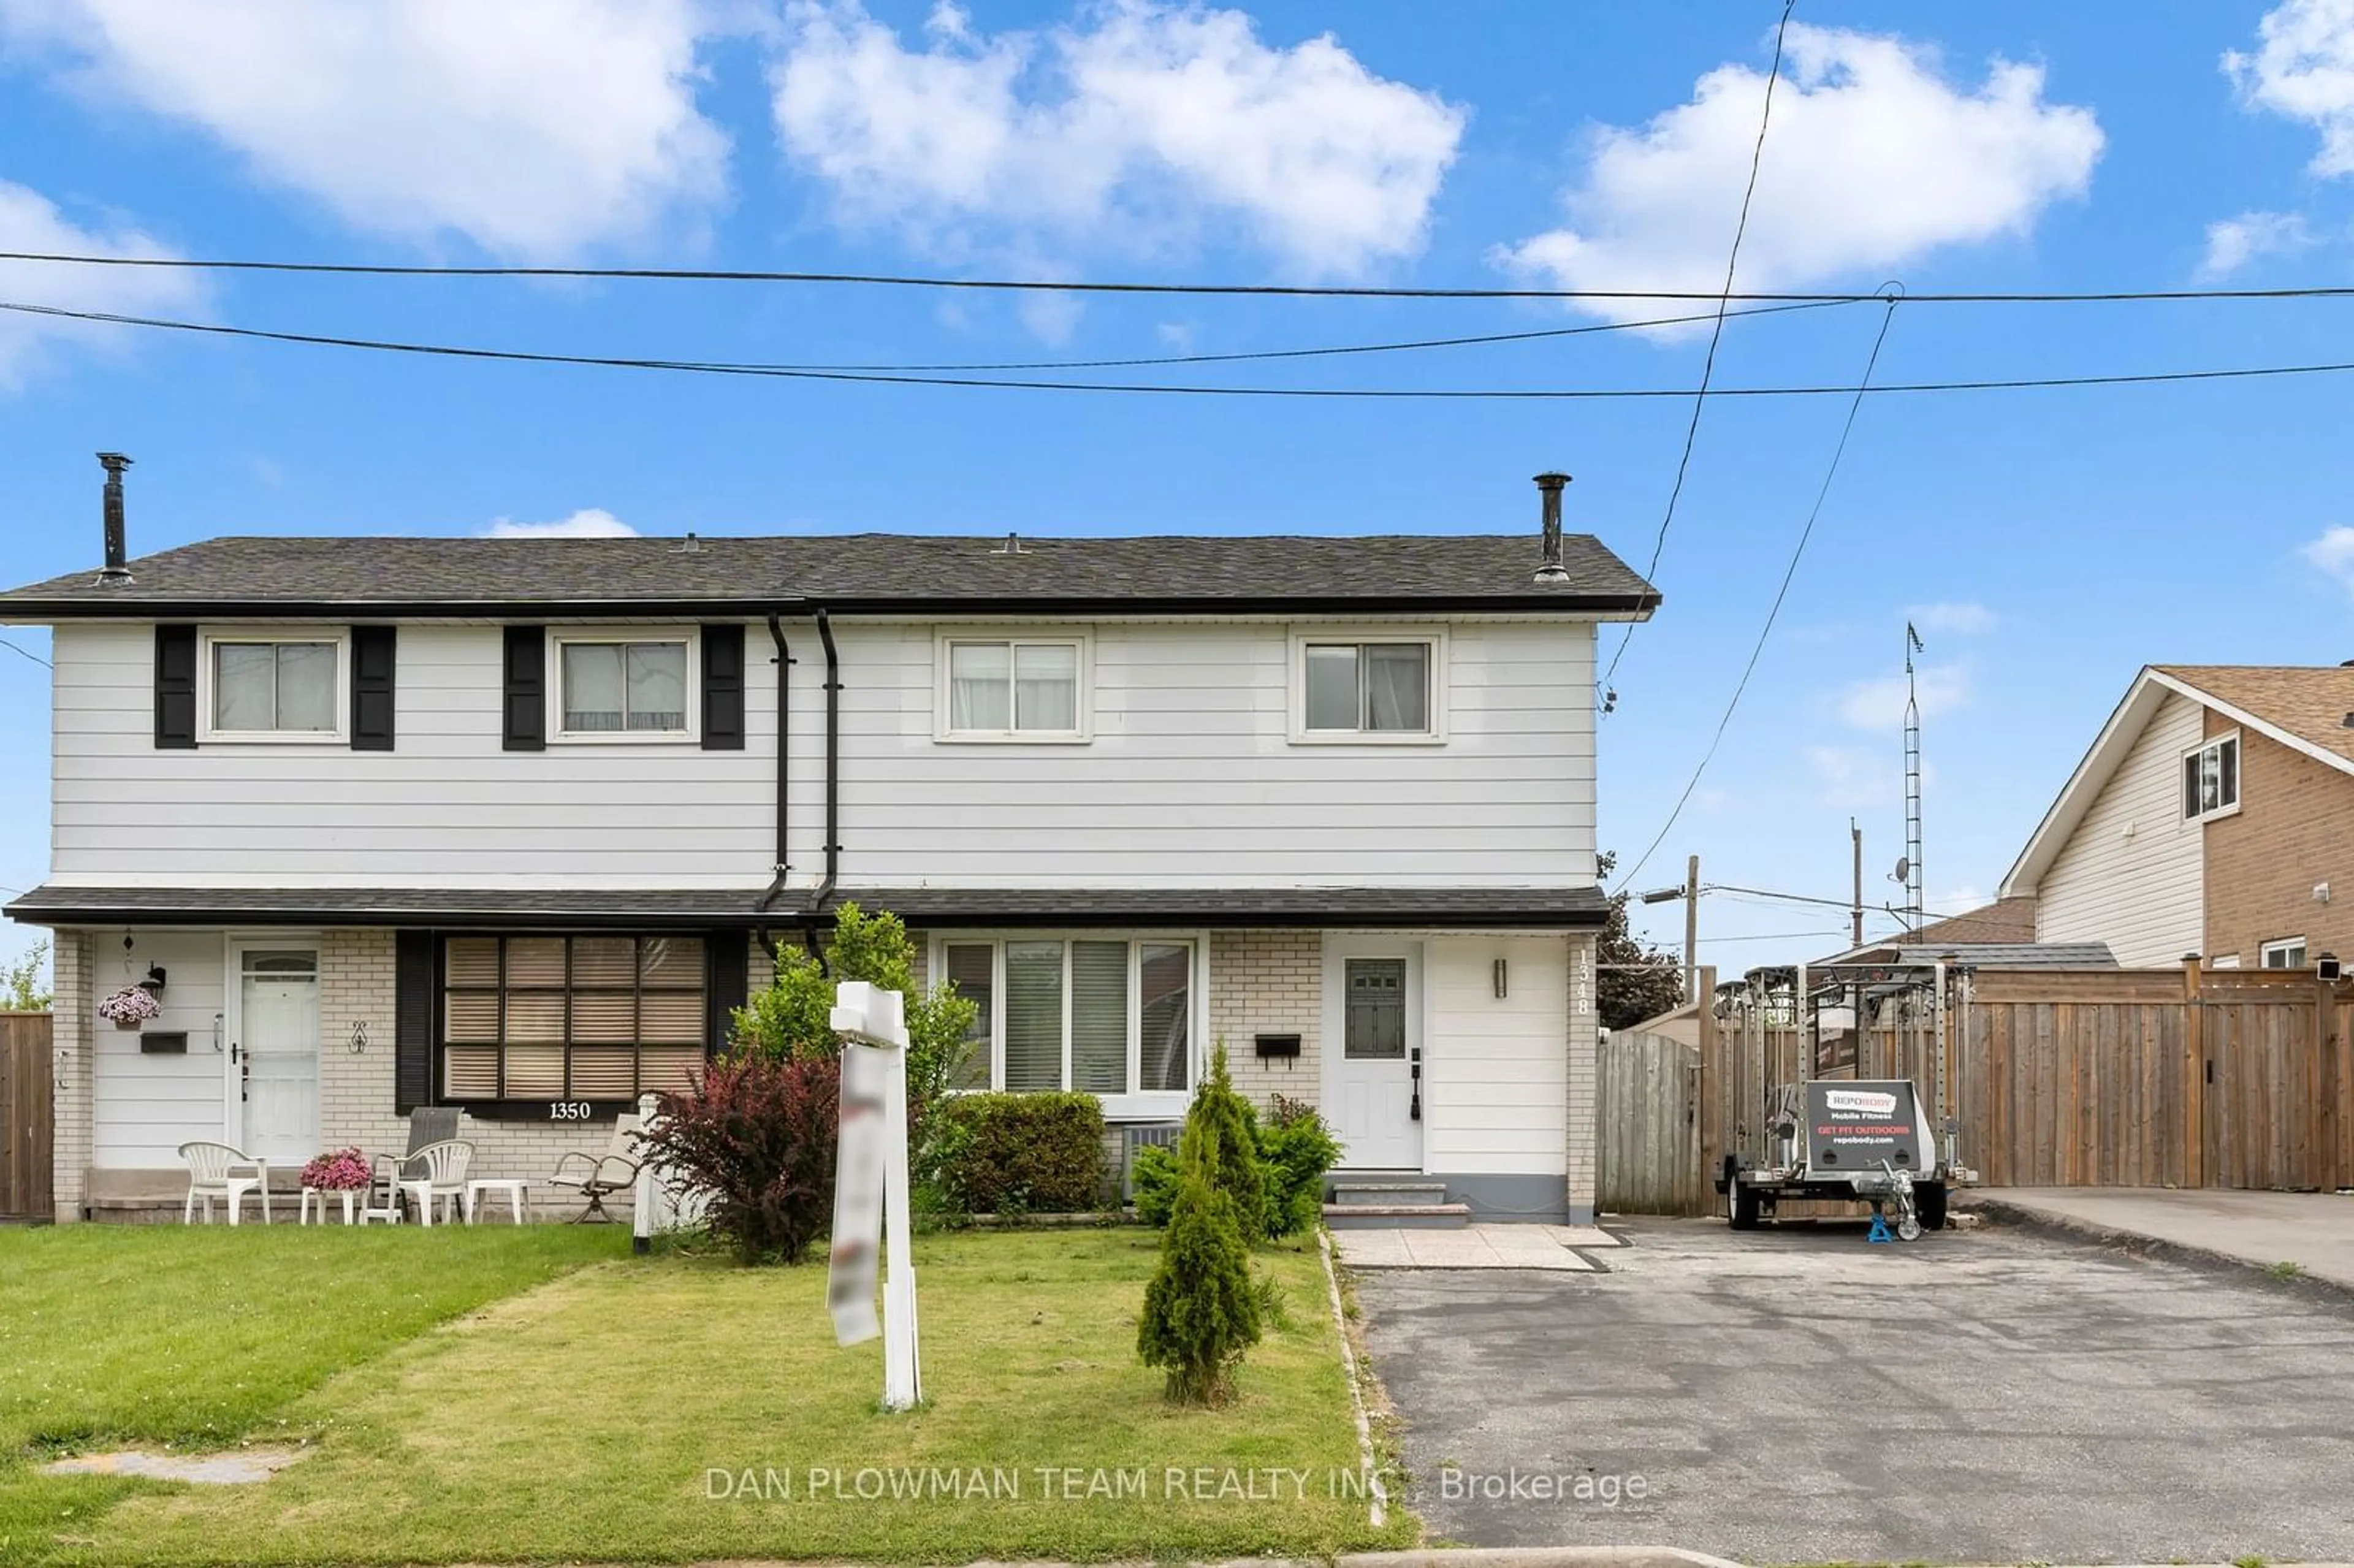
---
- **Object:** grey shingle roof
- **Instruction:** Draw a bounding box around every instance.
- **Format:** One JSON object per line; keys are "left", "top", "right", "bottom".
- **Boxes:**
{"left": 1813, "top": 941, "right": 2119, "bottom": 969}
{"left": 0, "top": 532, "right": 1656, "bottom": 618}
{"left": 4, "top": 883, "right": 1610, "bottom": 929}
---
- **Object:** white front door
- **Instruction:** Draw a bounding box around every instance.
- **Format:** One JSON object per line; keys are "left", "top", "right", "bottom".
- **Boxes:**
{"left": 232, "top": 947, "right": 320, "bottom": 1165}
{"left": 1327, "top": 950, "right": 1423, "bottom": 1169}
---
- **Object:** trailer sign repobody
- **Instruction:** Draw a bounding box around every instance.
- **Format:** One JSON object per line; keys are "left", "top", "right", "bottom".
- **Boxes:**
{"left": 1804, "top": 1079, "right": 1922, "bottom": 1171}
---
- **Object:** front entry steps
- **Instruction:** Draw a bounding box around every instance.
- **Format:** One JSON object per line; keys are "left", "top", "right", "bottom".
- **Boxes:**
{"left": 1323, "top": 1179, "right": 1470, "bottom": 1230}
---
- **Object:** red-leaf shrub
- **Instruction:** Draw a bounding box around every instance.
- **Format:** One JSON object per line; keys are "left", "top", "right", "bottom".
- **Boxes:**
{"left": 645, "top": 1054, "right": 840, "bottom": 1264}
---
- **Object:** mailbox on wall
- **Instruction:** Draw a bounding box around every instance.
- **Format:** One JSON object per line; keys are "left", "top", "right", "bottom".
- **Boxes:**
{"left": 1253, "top": 1032, "right": 1301, "bottom": 1060}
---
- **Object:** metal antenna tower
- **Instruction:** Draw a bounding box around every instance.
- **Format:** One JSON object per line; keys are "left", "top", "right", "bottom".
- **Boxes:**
{"left": 1902, "top": 622, "right": 1925, "bottom": 935}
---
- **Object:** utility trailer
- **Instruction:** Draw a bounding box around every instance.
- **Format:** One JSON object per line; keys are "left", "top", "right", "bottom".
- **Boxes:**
{"left": 1712, "top": 959, "right": 1978, "bottom": 1240}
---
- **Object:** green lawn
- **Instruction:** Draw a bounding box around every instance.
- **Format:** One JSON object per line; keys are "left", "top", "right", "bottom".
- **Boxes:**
{"left": 0, "top": 1225, "right": 1409, "bottom": 1566}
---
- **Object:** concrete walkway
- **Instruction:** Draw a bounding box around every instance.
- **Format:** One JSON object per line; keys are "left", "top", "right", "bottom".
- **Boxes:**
{"left": 1961, "top": 1186, "right": 2354, "bottom": 1290}
{"left": 1333, "top": 1224, "right": 1621, "bottom": 1271}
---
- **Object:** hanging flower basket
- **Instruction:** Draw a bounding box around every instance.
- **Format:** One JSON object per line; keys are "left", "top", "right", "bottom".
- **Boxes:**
{"left": 99, "top": 984, "right": 163, "bottom": 1030}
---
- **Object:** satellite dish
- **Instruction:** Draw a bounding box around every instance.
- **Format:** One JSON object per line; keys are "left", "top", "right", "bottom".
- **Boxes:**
{"left": 1892, "top": 856, "right": 1911, "bottom": 882}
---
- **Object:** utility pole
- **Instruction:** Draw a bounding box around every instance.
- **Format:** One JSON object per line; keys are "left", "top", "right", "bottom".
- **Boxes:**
{"left": 1685, "top": 853, "right": 1701, "bottom": 1002}
{"left": 1850, "top": 821, "right": 1864, "bottom": 948}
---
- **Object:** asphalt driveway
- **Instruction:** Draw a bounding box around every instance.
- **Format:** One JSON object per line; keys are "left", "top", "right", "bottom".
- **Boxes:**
{"left": 1354, "top": 1216, "right": 2354, "bottom": 1564}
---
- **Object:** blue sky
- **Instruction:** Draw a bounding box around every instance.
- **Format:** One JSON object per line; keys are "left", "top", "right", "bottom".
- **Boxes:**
{"left": 2, "top": 0, "right": 2353, "bottom": 975}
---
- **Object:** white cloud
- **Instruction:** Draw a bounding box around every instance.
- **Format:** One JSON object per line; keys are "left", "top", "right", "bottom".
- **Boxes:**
{"left": 768, "top": 0, "right": 1465, "bottom": 277}
{"left": 484, "top": 509, "right": 638, "bottom": 539}
{"left": 1906, "top": 601, "right": 1996, "bottom": 635}
{"left": 1835, "top": 664, "right": 1968, "bottom": 730}
{"left": 1496, "top": 25, "right": 2102, "bottom": 321}
{"left": 2198, "top": 209, "right": 2316, "bottom": 277}
{"left": 0, "top": 179, "right": 203, "bottom": 385}
{"left": 0, "top": 0, "right": 729, "bottom": 259}
{"left": 1805, "top": 745, "right": 1903, "bottom": 809}
{"left": 2301, "top": 523, "right": 2354, "bottom": 595}
{"left": 2226, "top": 0, "right": 2354, "bottom": 177}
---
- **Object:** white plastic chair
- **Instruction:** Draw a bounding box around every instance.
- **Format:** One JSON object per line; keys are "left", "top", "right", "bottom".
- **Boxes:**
{"left": 179, "top": 1141, "right": 270, "bottom": 1225}
{"left": 399, "top": 1139, "right": 475, "bottom": 1227}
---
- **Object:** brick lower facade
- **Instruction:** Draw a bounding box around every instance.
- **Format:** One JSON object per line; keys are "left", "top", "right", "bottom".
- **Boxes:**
{"left": 1211, "top": 929, "right": 1322, "bottom": 1109}
{"left": 50, "top": 928, "right": 91, "bottom": 1222}
{"left": 2201, "top": 710, "right": 2354, "bottom": 967}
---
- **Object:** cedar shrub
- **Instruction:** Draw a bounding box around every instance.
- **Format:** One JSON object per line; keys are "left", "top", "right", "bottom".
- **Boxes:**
{"left": 1136, "top": 1120, "right": 1261, "bottom": 1406}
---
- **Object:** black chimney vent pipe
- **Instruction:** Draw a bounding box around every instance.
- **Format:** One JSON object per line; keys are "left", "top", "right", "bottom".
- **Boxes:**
{"left": 97, "top": 452, "right": 133, "bottom": 584}
{"left": 1533, "top": 470, "right": 1571, "bottom": 583}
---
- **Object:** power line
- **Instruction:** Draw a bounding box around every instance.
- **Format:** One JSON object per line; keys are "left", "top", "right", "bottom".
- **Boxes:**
{"left": 757, "top": 298, "right": 1851, "bottom": 373}
{"left": 1603, "top": 0, "right": 1796, "bottom": 701}
{"left": 6, "top": 246, "right": 2354, "bottom": 305}
{"left": 1612, "top": 293, "right": 1902, "bottom": 896}
{"left": 0, "top": 636, "right": 50, "bottom": 669}
{"left": 20, "top": 297, "right": 2351, "bottom": 401}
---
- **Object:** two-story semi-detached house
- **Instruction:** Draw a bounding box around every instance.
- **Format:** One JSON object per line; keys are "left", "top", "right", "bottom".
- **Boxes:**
{"left": 2, "top": 469, "right": 1655, "bottom": 1226}
{"left": 2002, "top": 664, "right": 2354, "bottom": 970}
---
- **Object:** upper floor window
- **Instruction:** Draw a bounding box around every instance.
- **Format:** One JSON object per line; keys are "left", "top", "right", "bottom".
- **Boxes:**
{"left": 2182, "top": 733, "right": 2240, "bottom": 821}
{"left": 940, "top": 636, "right": 1087, "bottom": 740}
{"left": 2260, "top": 937, "right": 2307, "bottom": 970}
{"left": 202, "top": 631, "right": 344, "bottom": 740}
{"left": 555, "top": 633, "right": 692, "bottom": 740}
{"left": 1291, "top": 631, "right": 1444, "bottom": 742}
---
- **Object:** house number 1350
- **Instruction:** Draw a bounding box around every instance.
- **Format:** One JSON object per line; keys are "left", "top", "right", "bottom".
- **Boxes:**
{"left": 548, "top": 1101, "right": 595, "bottom": 1121}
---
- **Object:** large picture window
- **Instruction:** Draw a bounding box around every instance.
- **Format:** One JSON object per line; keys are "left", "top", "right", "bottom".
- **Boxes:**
{"left": 939, "top": 937, "right": 1194, "bottom": 1100}
{"left": 440, "top": 934, "right": 707, "bottom": 1104}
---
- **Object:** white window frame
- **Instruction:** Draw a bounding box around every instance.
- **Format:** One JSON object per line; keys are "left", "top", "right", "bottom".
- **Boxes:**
{"left": 2260, "top": 937, "right": 2307, "bottom": 970}
{"left": 197, "top": 628, "right": 350, "bottom": 744}
{"left": 547, "top": 628, "right": 700, "bottom": 744}
{"left": 930, "top": 931, "right": 1204, "bottom": 1119}
{"left": 1287, "top": 626, "right": 1448, "bottom": 745}
{"left": 934, "top": 631, "right": 1093, "bottom": 744}
{"left": 2181, "top": 730, "right": 2242, "bottom": 823}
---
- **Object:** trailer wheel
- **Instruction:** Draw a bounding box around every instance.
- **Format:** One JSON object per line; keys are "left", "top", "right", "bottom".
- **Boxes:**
{"left": 1727, "top": 1174, "right": 1761, "bottom": 1230}
{"left": 1914, "top": 1181, "right": 1948, "bottom": 1233}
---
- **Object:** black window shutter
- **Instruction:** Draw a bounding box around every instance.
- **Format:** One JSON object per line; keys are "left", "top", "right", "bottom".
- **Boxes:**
{"left": 701, "top": 623, "right": 745, "bottom": 750}
{"left": 351, "top": 626, "right": 397, "bottom": 751}
{"left": 395, "top": 930, "right": 435, "bottom": 1114}
{"left": 154, "top": 624, "right": 197, "bottom": 748}
{"left": 503, "top": 625, "right": 545, "bottom": 751}
{"left": 707, "top": 927, "right": 748, "bottom": 1057}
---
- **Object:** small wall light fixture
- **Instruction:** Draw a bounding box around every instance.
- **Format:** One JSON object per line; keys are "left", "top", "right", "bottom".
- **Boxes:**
{"left": 2315, "top": 881, "right": 2332, "bottom": 905}
{"left": 1493, "top": 957, "right": 1509, "bottom": 999}
{"left": 2318, "top": 952, "right": 2343, "bottom": 983}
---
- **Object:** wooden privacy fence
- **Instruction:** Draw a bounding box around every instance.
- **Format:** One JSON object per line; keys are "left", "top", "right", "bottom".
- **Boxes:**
{"left": 1961, "top": 967, "right": 2354, "bottom": 1192}
{"left": 1596, "top": 1029, "right": 1706, "bottom": 1215}
{"left": 1674, "top": 964, "right": 2354, "bottom": 1202}
{"left": 1, "top": 1011, "right": 54, "bottom": 1223}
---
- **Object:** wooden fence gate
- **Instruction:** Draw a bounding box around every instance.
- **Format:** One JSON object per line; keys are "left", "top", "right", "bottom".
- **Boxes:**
{"left": 1598, "top": 1029, "right": 1707, "bottom": 1215}
{"left": 1, "top": 1011, "right": 54, "bottom": 1223}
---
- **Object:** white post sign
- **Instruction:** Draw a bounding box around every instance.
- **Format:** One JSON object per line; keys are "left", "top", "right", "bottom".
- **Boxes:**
{"left": 826, "top": 980, "right": 921, "bottom": 1411}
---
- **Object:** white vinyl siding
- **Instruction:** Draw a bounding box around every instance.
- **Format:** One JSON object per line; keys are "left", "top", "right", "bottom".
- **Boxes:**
{"left": 50, "top": 617, "right": 1598, "bottom": 891}
{"left": 88, "top": 931, "right": 228, "bottom": 1169}
{"left": 1422, "top": 936, "right": 1569, "bottom": 1176}
{"left": 2038, "top": 693, "right": 2207, "bottom": 968}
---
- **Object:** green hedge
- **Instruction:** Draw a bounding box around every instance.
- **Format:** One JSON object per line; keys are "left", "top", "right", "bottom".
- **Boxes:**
{"left": 935, "top": 1092, "right": 1108, "bottom": 1214}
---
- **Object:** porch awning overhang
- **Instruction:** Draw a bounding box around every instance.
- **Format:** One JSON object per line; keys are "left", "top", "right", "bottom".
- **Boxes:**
{"left": 5, "top": 883, "right": 1611, "bottom": 931}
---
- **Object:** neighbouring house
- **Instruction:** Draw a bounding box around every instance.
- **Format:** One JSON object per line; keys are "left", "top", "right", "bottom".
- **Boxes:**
{"left": 1, "top": 463, "right": 1656, "bottom": 1224}
{"left": 2002, "top": 664, "right": 2354, "bottom": 970}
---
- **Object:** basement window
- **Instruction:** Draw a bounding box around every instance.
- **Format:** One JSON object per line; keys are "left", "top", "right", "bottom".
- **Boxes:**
{"left": 2182, "top": 733, "right": 2239, "bottom": 821}
{"left": 2260, "top": 937, "right": 2307, "bottom": 970}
